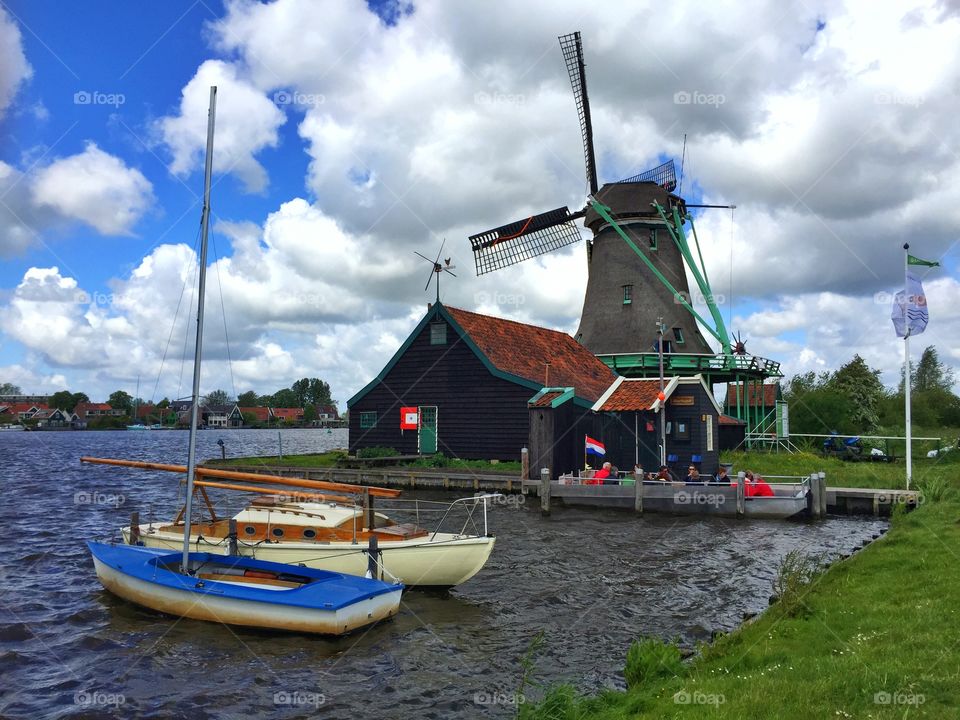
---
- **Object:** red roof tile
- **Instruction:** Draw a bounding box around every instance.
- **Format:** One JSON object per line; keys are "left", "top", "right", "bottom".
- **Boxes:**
{"left": 719, "top": 413, "right": 746, "bottom": 426}
{"left": 596, "top": 379, "right": 663, "bottom": 412}
{"left": 239, "top": 407, "right": 271, "bottom": 422}
{"left": 271, "top": 408, "right": 304, "bottom": 420}
{"left": 725, "top": 383, "right": 779, "bottom": 407}
{"left": 446, "top": 307, "right": 615, "bottom": 402}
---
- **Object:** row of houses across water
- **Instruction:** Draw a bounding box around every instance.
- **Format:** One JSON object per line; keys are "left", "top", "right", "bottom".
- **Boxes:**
{"left": 0, "top": 400, "right": 341, "bottom": 430}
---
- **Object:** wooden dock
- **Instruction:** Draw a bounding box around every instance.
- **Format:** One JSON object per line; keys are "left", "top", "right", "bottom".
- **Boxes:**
{"left": 202, "top": 464, "right": 918, "bottom": 517}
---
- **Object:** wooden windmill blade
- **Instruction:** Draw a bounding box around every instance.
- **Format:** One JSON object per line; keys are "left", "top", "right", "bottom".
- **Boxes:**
{"left": 469, "top": 206, "right": 585, "bottom": 276}
{"left": 559, "top": 31, "right": 598, "bottom": 195}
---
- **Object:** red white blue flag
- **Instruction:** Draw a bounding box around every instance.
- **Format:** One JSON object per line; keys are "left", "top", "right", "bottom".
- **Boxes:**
{"left": 585, "top": 436, "right": 606, "bottom": 456}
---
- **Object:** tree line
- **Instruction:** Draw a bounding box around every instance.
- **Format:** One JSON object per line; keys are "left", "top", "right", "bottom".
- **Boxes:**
{"left": 0, "top": 378, "right": 336, "bottom": 416}
{"left": 784, "top": 345, "right": 959, "bottom": 434}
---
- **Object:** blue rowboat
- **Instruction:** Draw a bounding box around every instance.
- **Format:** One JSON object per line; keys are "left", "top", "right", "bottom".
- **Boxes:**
{"left": 88, "top": 542, "right": 403, "bottom": 635}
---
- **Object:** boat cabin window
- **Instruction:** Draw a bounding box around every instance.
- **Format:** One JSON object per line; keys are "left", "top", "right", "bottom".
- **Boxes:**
{"left": 271, "top": 527, "right": 285, "bottom": 538}
{"left": 243, "top": 525, "right": 256, "bottom": 535}
{"left": 622, "top": 285, "right": 633, "bottom": 305}
{"left": 302, "top": 528, "right": 317, "bottom": 539}
{"left": 359, "top": 411, "right": 377, "bottom": 429}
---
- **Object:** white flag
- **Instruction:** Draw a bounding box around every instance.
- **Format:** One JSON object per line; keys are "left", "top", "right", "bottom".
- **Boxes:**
{"left": 891, "top": 272, "right": 929, "bottom": 338}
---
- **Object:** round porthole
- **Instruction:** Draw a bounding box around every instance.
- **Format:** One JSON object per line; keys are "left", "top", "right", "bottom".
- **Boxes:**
{"left": 302, "top": 528, "right": 317, "bottom": 539}
{"left": 244, "top": 525, "right": 256, "bottom": 535}
{"left": 271, "top": 527, "right": 285, "bottom": 538}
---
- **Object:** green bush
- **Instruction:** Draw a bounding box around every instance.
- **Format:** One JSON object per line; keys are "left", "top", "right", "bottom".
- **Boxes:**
{"left": 357, "top": 446, "right": 399, "bottom": 458}
{"left": 623, "top": 637, "right": 685, "bottom": 689}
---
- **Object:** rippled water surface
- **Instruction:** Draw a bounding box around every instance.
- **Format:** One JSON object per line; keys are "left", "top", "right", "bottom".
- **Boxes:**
{"left": 0, "top": 429, "right": 886, "bottom": 719}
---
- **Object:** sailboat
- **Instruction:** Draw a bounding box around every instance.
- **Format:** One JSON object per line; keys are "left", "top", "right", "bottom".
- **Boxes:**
{"left": 88, "top": 87, "right": 403, "bottom": 635}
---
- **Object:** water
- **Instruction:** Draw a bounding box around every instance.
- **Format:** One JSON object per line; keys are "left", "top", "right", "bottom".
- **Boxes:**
{"left": 0, "top": 430, "right": 886, "bottom": 719}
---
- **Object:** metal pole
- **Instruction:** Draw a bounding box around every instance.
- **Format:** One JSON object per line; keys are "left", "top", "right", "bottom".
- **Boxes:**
{"left": 903, "top": 243, "right": 912, "bottom": 490}
{"left": 181, "top": 85, "right": 217, "bottom": 574}
{"left": 657, "top": 318, "right": 666, "bottom": 466}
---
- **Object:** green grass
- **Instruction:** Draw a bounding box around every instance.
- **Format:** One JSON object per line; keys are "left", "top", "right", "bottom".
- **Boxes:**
{"left": 720, "top": 449, "right": 955, "bottom": 490}
{"left": 520, "top": 456, "right": 960, "bottom": 719}
{"left": 205, "top": 452, "right": 346, "bottom": 468}
{"left": 204, "top": 450, "right": 522, "bottom": 473}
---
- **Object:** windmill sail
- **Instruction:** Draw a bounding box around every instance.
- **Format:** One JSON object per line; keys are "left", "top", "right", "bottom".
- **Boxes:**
{"left": 559, "top": 32, "right": 598, "bottom": 195}
{"left": 469, "top": 207, "right": 584, "bottom": 275}
{"left": 615, "top": 159, "right": 678, "bottom": 192}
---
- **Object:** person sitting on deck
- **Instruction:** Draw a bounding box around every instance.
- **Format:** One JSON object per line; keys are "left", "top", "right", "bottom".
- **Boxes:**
{"left": 655, "top": 465, "right": 676, "bottom": 482}
{"left": 604, "top": 463, "right": 620, "bottom": 484}
{"left": 750, "top": 473, "right": 775, "bottom": 497}
{"left": 685, "top": 466, "right": 702, "bottom": 483}
{"left": 713, "top": 466, "right": 729, "bottom": 485}
{"left": 587, "top": 462, "right": 612, "bottom": 484}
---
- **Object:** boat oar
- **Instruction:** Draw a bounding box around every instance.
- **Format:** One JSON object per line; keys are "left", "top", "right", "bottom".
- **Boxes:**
{"left": 79, "top": 456, "right": 402, "bottom": 498}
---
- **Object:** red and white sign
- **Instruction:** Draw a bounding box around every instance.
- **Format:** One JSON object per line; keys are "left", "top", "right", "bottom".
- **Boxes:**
{"left": 400, "top": 407, "right": 419, "bottom": 430}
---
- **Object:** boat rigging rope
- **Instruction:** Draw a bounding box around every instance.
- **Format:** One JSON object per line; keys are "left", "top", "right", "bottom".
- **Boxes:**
{"left": 210, "top": 231, "right": 238, "bottom": 402}
{"left": 151, "top": 223, "right": 202, "bottom": 407}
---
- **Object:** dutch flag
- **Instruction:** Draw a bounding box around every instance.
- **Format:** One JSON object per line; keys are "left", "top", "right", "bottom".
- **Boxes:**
{"left": 585, "top": 436, "right": 606, "bottom": 456}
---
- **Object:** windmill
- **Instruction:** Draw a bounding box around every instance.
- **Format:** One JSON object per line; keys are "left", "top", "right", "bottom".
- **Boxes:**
{"left": 468, "top": 31, "right": 732, "bottom": 359}
{"left": 415, "top": 240, "right": 456, "bottom": 303}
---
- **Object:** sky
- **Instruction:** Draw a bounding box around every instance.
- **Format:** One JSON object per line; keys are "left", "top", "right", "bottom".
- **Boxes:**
{"left": 0, "top": 0, "right": 958, "bottom": 409}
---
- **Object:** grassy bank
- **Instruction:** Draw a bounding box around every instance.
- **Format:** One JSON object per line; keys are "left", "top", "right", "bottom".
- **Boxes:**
{"left": 521, "top": 454, "right": 959, "bottom": 719}
{"left": 205, "top": 450, "right": 523, "bottom": 474}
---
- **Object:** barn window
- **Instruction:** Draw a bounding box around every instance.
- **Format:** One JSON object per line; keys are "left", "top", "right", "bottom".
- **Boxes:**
{"left": 676, "top": 421, "right": 690, "bottom": 441}
{"left": 673, "top": 327, "right": 685, "bottom": 344}
{"left": 649, "top": 229, "right": 658, "bottom": 249}
{"left": 360, "top": 411, "right": 378, "bottom": 429}
{"left": 622, "top": 285, "right": 633, "bottom": 305}
{"left": 430, "top": 322, "right": 447, "bottom": 345}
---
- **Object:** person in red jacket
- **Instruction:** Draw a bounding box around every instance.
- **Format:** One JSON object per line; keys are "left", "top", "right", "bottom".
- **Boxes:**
{"left": 751, "top": 473, "right": 775, "bottom": 497}
{"left": 589, "top": 462, "right": 612, "bottom": 484}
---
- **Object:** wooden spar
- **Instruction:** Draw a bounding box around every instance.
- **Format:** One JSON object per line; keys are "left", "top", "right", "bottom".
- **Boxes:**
{"left": 191, "top": 478, "right": 354, "bottom": 504}
{"left": 79, "top": 456, "right": 402, "bottom": 498}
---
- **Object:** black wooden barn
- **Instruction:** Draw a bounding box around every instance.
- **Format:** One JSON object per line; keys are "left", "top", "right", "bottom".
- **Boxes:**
{"left": 347, "top": 303, "right": 614, "bottom": 461}
{"left": 528, "top": 374, "right": 722, "bottom": 478}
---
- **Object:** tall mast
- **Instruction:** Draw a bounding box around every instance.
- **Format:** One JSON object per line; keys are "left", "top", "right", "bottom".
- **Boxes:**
{"left": 182, "top": 85, "right": 217, "bottom": 573}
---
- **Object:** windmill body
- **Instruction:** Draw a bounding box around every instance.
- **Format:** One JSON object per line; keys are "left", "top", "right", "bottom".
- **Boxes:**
{"left": 575, "top": 181, "right": 711, "bottom": 355}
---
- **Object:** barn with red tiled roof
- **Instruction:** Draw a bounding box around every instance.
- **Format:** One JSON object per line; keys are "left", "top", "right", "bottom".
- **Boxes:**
{"left": 347, "top": 303, "right": 615, "bottom": 462}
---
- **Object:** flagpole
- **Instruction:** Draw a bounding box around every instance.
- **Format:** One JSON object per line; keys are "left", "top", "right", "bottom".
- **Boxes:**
{"left": 903, "top": 242, "right": 912, "bottom": 490}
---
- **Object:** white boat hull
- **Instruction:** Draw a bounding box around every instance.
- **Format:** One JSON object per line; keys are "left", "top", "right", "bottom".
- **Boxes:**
{"left": 91, "top": 552, "right": 402, "bottom": 634}
{"left": 124, "top": 526, "right": 496, "bottom": 587}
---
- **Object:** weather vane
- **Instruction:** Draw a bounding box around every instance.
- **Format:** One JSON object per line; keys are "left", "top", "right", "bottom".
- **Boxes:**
{"left": 415, "top": 239, "right": 456, "bottom": 303}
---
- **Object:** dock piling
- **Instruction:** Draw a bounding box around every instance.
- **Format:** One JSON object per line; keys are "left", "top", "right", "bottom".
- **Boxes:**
{"left": 633, "top": 468, "right": 643, "bottom": 515}
{"left": 818, "top": 471, "right": 828, "bottom": 517}
{"left": 735, "top": 472, "right": 745, "bottom": 518}
{"left": 540, "top": 467, "right": 551, "bottom": 516}
{"left": 809, "top": 473, "right": 822, "bottom": 519}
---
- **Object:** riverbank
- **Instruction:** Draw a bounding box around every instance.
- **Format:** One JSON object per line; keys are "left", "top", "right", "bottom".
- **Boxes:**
{"left": 521, "top": 456, "right": 958, "bottom": 718}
